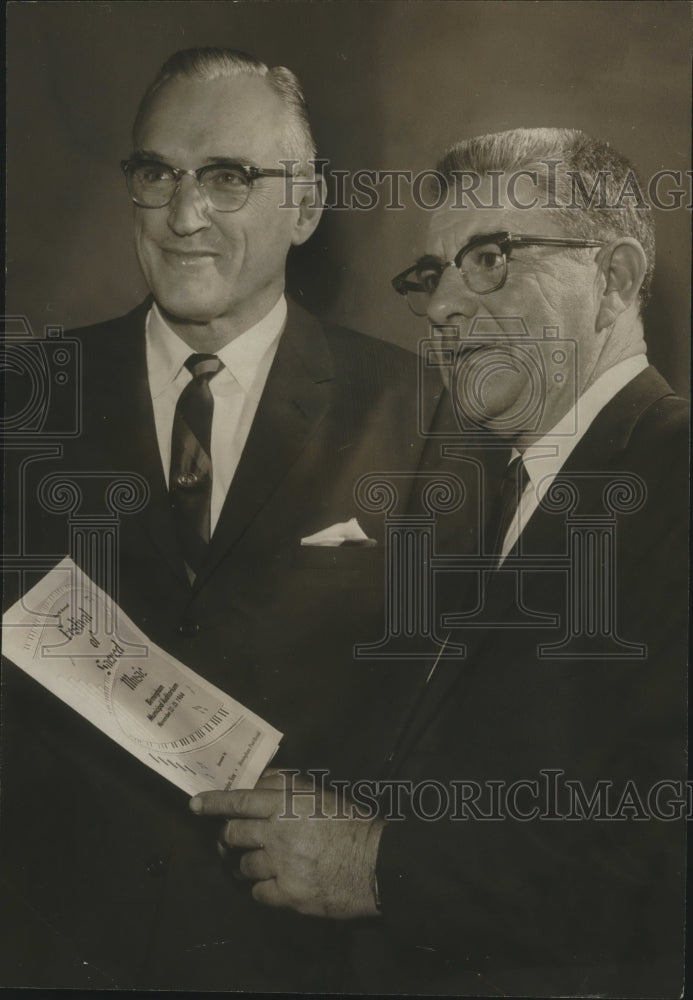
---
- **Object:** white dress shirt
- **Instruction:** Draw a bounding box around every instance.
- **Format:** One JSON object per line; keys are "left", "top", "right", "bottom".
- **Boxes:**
{"left": 146, "top": 296, "right": 286, "bottom": 534}
{"left": 499, "top": 354, "right": 649, "bottom": 564}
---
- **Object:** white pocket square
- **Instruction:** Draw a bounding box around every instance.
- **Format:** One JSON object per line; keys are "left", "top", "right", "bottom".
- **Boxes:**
{"left": 300, "top": 517, "right": 377, "bottom": 548}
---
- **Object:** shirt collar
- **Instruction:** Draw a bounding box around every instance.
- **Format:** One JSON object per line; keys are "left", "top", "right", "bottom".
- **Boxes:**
{"left": 146, "top": 295, "right": 287, "bottom": 400}
{"left": 216, "top": 295, "right": 286, "bottom": 397}
{"left": 146, "top": 304, "right": 192, "bottom": 398}
{"left": 518, "top": 354, "right": 649, "bottom": 502}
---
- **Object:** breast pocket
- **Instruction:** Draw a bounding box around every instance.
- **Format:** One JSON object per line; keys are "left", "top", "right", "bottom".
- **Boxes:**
{"left": 283, "top": 545, "right": 386, "bottom": 635}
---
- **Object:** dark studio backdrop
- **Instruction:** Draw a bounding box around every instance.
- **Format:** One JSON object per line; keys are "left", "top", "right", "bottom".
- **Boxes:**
{"left": 6, "top": 0, "right": 691, "bottom": 395}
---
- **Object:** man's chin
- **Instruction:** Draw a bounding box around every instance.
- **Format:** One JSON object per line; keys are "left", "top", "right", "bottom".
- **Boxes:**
{"left": 156, "top": 297, "right": 227, "bottom": 328}
{"left": 451, "top": 359, "right": 541, "bottom": 435}
{"left": 466, "top": 406, "right": 535, "bottom": 438}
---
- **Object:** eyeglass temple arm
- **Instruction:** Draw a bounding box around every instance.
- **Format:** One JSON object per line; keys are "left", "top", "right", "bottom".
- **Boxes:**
{"left": 508, "top": 235, "right": 606, "bottom": 249}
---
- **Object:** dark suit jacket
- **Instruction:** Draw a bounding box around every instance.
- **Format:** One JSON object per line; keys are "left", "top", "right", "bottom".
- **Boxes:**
{"left": 353, "top": 366, "right": 688, "bottom": 997}
{"left": 1, "top": 299, "right": 443, "bottom": 990}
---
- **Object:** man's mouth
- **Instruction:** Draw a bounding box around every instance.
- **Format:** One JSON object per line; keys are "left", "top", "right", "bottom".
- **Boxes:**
{"left": 455, "top": 343, "right": 499, "bottom": 365}
{"left": 160, "top": 248, "right": 220, "bottom": 266}
{"left": 457, "top": 341, "right": 518, "bottom": 360}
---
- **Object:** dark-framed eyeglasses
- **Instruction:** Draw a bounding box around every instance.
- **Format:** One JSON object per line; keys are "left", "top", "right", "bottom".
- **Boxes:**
{"left": 392, "top": 231, "right": 606, "bottom": 316}
{"left": 120, "top": 158, "right": 293, "bottom": 212}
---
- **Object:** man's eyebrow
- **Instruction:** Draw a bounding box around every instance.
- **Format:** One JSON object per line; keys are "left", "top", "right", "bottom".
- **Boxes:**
{"left": 129, "top": 150, "right": 260, "bottom": 168}
{"left": 415, "top": 253, "right": 446, "bottom": 267}
{"left": 204, "top": 155, "right": 259, "bottom": 167}
{"left": 416, "top": 232, "right": 510, "bottom": 265}
{"left": 130, "top": 149, "right": 167, "bottom": 162}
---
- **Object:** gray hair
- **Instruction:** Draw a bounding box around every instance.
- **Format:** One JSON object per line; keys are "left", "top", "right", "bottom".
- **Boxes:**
{"left": 436, "top": 127, "right": 655, "bottom": 302}
{"left": 133, "top": 47, "right": 317, "bottom": 174}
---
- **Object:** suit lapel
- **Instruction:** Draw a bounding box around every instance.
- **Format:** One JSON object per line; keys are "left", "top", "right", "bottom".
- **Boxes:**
{"left": 389, "top": 366, "right": 677, "bottom": 771}
{"left": 509, "top": 365, "right": 676, "bottom": 562}
{"left": 194, "top": 301, "right": 335, "bottom": 585}
{"left": 481, "top": 365, "right": 678, "bottom": 629}
{"left": 93, "top": 302, "right": 186, "bottom": 582}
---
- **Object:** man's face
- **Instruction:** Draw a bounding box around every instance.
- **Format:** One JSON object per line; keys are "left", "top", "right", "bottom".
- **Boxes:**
{"left": 424, "top": 175, "right": 603, "bottom": 436}
{"left": 132, "top": 75, "right": 305, "bottom": 337}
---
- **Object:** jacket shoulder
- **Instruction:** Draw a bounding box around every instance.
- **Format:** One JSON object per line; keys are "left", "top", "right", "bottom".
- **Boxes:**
{"left": 67, "top": 302, "right": 149, "bottom": 345}
{"left": 629, "top": 390, "right": 689, "bottom": 447}
{"left": 323, "top": 321, "right": 419, "bottom": 380}
{"left": 624, "top": 387, "right": 689, "bottom": 476}
{"left": 617, "top": 387, "right": 690, "bottom": 534}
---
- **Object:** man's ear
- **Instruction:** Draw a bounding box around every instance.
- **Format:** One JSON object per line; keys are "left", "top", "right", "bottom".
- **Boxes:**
{"left": 595, "top": 238, "right": 647, "bottom": 331}
{"left": 291, "top": 173, "right": 326, "bottom": 247}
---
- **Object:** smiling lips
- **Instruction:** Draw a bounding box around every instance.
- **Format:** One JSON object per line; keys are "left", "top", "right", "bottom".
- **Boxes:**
{"left": 160, "top": 247, "right": 220, "bottom": 265}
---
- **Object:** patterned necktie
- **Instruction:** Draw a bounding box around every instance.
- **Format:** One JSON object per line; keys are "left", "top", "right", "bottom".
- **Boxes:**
{"left": 169, "top": 353, "right": 223, "bottom": 579}
{"left": 493, "top": 455, "right": 530, "bottom": 558}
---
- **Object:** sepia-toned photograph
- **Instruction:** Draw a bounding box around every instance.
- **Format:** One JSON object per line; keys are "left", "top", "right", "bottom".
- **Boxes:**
{"left": 2, "top": 2, "right": 690, "bottom": 996}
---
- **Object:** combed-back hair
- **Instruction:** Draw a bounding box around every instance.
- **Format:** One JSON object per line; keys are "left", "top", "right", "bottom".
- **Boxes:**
{"left": 133, "top": 47, "right": 317, "bottom": 174}
{"left": 436, "top": 127, "right": 655, "bottom": 302}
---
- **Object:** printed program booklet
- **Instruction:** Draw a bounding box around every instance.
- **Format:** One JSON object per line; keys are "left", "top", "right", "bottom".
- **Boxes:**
{"left": 2, "top": 557, "right": 282, "bottom": 795}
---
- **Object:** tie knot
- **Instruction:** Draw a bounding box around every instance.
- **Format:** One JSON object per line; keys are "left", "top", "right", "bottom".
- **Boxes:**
{"left": 185, "top": 353, "right": 222, "bottom": 380}
{"left": 491, "top": 454, "right": 530, "bottom": 558}
{"left": 499, "top": 455, "right": 529, "bottom": 506}
{"left": 501, "top": 455, "right": 529, "bottom": 499}
{"left": 503, "top": 454, "right": 527, "bottom": 486}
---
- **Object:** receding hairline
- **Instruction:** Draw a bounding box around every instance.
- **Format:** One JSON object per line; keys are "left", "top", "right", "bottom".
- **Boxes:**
{"left": 433, "top": 126, "right": 656, "bottom": 302}
{"left": 132, "top": 72, "right": 287, "bottom": 144}
{"left": 131, "top": 48, "right": 317, "bottom": 170}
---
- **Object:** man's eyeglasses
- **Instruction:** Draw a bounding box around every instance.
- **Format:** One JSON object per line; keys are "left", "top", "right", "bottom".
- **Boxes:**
{"left": 120, "top": 158, "right": 293, "bottom": 212}
{"left": 392, "top": 231, "right": 606, "bottom": 316}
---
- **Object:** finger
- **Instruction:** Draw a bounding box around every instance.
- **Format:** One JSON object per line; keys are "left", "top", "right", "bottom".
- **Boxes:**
{"left": 251, "top": 878, "right": 287, "bottom": 909}
{"left": 190, "top": 788, "right": 281, "bottom": 818}
{"left": 221, "top": 818, "right": 267, "bottom": 850}
{"left": 256, "top": 771, "right": 287, "bottom": 790}
{"left": 238, "top": 849, "right": 274, "bottom": 882}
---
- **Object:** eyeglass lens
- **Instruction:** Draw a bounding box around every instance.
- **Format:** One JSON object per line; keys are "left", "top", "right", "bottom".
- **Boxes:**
{"left": 127, "top": 163, "right": 251, "bottom": 212}
{"left": 405, "top": 240, "right": 507, "bottom": 315}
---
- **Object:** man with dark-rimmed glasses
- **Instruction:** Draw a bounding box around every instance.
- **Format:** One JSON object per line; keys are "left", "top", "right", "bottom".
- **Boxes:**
{"left": 208, "top": 127, "right": 688, "bottom": 998}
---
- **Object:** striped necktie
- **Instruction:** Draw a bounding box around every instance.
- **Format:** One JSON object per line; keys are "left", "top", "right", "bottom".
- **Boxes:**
{"left": 169, "top": 353, "right": 223, "bottom": 580}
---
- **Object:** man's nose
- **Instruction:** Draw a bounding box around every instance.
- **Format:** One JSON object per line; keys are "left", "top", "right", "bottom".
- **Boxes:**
{"left": 426, "top": 266, "right": 479, "bottom": 327}
{"left": 167, "top": 176, "right": 212, "bottom": 236}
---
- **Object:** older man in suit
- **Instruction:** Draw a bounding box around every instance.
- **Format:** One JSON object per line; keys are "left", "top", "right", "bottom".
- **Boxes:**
{"left": 205, "top": 128, "right": 688, "bottom": 997}
{"left": 1, "top": 48, "right": 446, "bottom": 990}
